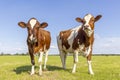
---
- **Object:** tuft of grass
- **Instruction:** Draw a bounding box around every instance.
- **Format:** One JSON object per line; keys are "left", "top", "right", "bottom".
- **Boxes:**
{"left": 0, "top": 56, "right": 120, "bottom": 80}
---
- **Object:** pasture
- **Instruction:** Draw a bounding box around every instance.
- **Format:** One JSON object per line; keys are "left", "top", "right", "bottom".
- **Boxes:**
{"left": 0, "top": 55, "right": 119, "bottom": 80}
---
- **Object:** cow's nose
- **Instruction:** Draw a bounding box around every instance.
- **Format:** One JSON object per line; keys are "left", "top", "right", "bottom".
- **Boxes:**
{"left": 84, "top": 25, "right": 89, "bottom": 29}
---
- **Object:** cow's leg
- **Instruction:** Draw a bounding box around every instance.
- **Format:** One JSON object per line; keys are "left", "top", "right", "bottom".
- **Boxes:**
{"left": 38, "top": 52, "right": 43, "bottom": 75}
{"left": 72, "top": 51, "right": 78, "bottom": 73}
{"left": 86, "top": 51, "right": 94, "bottom": 75}
{"left": 30, "top": 54, "right": 35, "bottom": 75}
{"left": 60, "top": 51, "right": 67, "bottom": 69}
{"left": 28, "top": 47, "right": 35, "bottom": 75}
{"left": 84, "top": 46, "right": 91, "bottom": 57}
{"left": 43, "top": 51, "right": 48, "bottom": 70}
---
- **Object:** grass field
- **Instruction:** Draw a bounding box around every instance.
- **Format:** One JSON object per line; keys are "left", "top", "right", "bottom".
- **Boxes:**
{"left": 0, "top": 55, "right": 120, "bottom": 80}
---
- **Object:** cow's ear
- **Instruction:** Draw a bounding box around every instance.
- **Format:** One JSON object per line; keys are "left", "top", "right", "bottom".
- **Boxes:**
{"left": 40, "top": 22, "right": 48, "bottom": 28}
{"left": 18, "top": 22, "right": 27, "bottom": 28}
{"left": 95, "top": 15, "right": 102, "bottom": 22}
{"left": 76, "top": 17, "right": 84, "bottom": 23}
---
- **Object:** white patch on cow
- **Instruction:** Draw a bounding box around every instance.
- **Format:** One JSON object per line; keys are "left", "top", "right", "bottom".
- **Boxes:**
{"left": 31, "top": 65, "right": 35, "bottom": 75}
{"left": 83, "top": 14, "right": 94, "bottom": 37}
{"left": 79, "top": 44, "right": 85, "bottom": 51}
{"left": 72, "top": 25, "right": 81, "bottom": 31}
{"left": 65, "top": 25, "right": 81, "bottom": 52}
{"left": 30, "top": 19, "right": 37, "bottom": 29}
{"left": 84, "top": 14, "right": 92, "bottom": 27}
{"left": 72, "top": 51, "right": 78, "bottom": 73}
{"left": 44, "top": 51, "right": 48, "bottom": 70}
{"left": 74, "top": 50, "right": 79, "bottom": 63}
{"left": 84, "top": 45, "right": 91, "bottom": 57}
{"left": 30, "top": 34, "right": 33, "bottom": 41}
{"left": 57, "top": 35, "right": 62, "bottom": 51}
{"left": 59, "top": 51, "right": 67, "bottom": 69}
{"left": 72, "top": 63, "right": 76, "bottom": 73}
{"left": 84, "top": 29, "right": 94, "bottom": 37}
{"left": 39, "top": 64, "right": 42, "bottom": 75}
{"left": 57, "top": 25, "right": 82, "bottom": 53}
{"left": 65, "top": 31, "right": 75, "bottom": 52}
{"left": 38, "top": 52, "right": 43, "bottom": 75}
{"left": 38, "top": 52, "right": 43, "bottom": 63}
{"left": 87, "top": 61, "right": 94, "bottom": 74}
{"left": 57, "top": 33, "right": 64, "bottom": 53}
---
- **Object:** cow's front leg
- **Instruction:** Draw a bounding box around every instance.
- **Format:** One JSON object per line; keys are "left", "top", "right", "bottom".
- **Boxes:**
{"left": 72, "top": 51, "right": 78, "bottom": 73}
{"left": 87, "top": 60, "right": 94, "bottom": 75}
{"left": 38, "top": 52, "right": 43, "bottom": 75}
{"left": 29, "top": 50, "right": 35, "bottom": 75}
{"left": 31, "top": 64, "right": 35, "bottom": 75}
{"left": 87, "top": 51, "right": 94, "bottom": 75}
{"left": 83, "top": 46, "right": 91, "bottom": 57}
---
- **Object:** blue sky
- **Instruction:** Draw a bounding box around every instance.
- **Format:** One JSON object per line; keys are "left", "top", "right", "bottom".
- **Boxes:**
{"left": 0, "top": 0, "right": 120, "bottom": 54}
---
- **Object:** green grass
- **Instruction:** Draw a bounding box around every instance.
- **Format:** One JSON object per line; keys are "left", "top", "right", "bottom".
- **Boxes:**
{"left": 0, "top": 56, "right": 120, "bottom": 80}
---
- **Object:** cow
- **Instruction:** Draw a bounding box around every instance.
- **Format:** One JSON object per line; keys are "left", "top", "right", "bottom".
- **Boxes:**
{"left": 57, "top": 14, "right": 102, "bottom": 74}
{"left": 18, "top": 18, "right": 51, "bottom": 75}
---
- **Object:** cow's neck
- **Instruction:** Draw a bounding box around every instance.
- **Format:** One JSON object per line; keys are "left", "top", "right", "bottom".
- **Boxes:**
{"left": 78, "top": 28, "right": 94, "bottom": 47}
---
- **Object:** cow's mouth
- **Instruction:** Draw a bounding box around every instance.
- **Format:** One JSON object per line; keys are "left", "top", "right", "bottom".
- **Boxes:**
{"left": 85, "top": 28, "right": 91, "bottom": 33}
{"left": 84, "top": 29, "right": 93, "bottom": 37}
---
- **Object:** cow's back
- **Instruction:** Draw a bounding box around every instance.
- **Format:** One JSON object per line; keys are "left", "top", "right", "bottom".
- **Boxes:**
{"left": 57, "top": 26, "right": 82, "bottom": 52}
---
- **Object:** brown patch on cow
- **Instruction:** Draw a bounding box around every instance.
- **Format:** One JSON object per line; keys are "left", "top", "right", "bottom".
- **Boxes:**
{"left": 89, "top": 17, "right": 95, "bottom": 30}
{"left": 33, "top": 29, "right": 51, "bottom": 53}
{"left": 87, "top": 49, "right": 92, "bottom": 61}
{"left": 72, "top": 26, "right": 94, "bottom": 50}
{"left": 59, "top": 29, "right": 72, "bottom": 49}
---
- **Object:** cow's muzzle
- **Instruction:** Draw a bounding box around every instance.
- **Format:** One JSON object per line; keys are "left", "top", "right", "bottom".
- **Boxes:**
{"left": 28, "top": 37, "right": 37, "bottom": 44}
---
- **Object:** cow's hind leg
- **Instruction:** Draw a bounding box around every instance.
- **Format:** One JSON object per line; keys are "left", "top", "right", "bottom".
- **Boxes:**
{"left": 72, "top": 51, "right": 78, "bottom": 73}
{"left": 43, "top": 51, "right": 48, "bottom": 71}
{"left": 60, "top": 51, "right": 67, "bottom": 69}
{"left": 38, "top": 52, "right": 43, "bottom": 75}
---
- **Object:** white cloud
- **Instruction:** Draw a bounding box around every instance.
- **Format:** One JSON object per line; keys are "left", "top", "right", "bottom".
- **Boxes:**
{"left": 0, "top": 42, "right": 27, "bottom": 54}
{"left": 50, "top": 45, "right": 57, "bottom": 49}
{"left": 93, "top": 34, "right": 120, "bottom": 54}
{"left": 49, "top": 45, "right": 59, "bottom": 54}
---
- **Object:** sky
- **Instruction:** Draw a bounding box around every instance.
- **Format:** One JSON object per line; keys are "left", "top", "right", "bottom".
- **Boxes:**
{"left": 0, "top": 0, "right": 120, "bottom": 54}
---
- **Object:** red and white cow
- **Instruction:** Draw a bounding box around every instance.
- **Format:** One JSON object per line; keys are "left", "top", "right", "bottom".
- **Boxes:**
{"left": 57, "top": 14, "right": 102, "bottom": 74}
{"left": 18, "top": 18, "right": 51, "bottom": 75}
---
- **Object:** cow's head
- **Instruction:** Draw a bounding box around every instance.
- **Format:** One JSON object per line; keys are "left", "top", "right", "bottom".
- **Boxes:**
{"left": 76, "top": 14, "right": 102, "bottom": 37}
{"left": 18, "top": 18, "right": 48, "bottom": 44}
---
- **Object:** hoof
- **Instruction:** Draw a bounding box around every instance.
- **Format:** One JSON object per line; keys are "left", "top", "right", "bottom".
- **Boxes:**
{"left": 43, "top": 68, "right": 48, "bottom": 71}
{"left": 89, "top": 72, "right": 94, "bottom": 75}
{"left": 30, "top": 72, "right": 35, "bottom": 75}
{"left": 72, "top": 71, "right": 76, "bottom": 73}
{"left": 29, "top": 71, "right": 35, "bottom": 75}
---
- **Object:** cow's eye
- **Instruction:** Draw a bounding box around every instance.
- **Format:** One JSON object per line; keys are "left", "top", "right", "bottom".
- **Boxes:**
{"left": 83, "top": 20, "right": 86, "bottom": 24}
